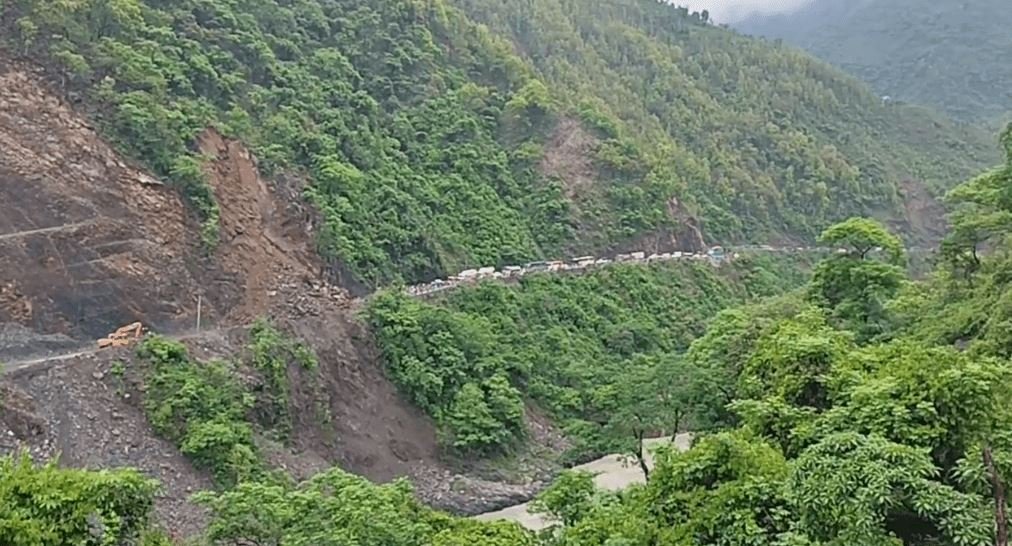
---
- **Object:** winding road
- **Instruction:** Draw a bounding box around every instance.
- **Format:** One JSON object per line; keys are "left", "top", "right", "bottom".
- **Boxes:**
{"left": 2, "top": 243, "right": 932, "bottom": 374}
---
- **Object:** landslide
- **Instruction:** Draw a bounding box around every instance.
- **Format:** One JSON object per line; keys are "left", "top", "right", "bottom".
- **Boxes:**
{"left": 0, "top": 56, "right": 205, "bottom": 349}
{"left": 0, "top": 51, "right": 546, "bottom": 533}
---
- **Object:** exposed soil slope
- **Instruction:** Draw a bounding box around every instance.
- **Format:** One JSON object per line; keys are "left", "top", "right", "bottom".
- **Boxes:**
{"left": 0, "top": 57, "right": 208, "bottom": 348}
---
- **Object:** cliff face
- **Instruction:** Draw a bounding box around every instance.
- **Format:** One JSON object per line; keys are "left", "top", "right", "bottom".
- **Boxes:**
{"left": 0, "top": 56, "right": 206, "bottom": 345}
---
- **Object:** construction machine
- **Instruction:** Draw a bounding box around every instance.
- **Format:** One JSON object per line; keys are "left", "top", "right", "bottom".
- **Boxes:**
{"left": 96, "top": 322, "right": 144, "bottom": 349}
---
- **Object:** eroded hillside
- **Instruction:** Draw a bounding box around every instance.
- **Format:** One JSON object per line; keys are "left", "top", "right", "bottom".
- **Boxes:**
{"left": 0, "top": 53, "right": 558, "bottom": 534}
{"left": 0, "top": 57, "right": 204, "bottom": 349}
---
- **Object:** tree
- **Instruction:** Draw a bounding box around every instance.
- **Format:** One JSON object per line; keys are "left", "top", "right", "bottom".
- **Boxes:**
{"left": 0, "top": 454, "right": 160, "bottom": 546}
{"left": 195, "top": 468, "right": 446, "bottom": 546}
{"left": 810, "top": 218, "right": 907, "bottom": 341}
{"left": 529, "top": 470, "right": 601, "bottom": 527}
{"left": 790, "top": 433, "right": 991, "bottom": 546}
{"left": 430, "top": 520, "right": 535, "bottom": 546}
{"left": 941, "top": 137, "right": 1012, "bottom": 280}
{"left": 604, "top": 355, "right": 702, "bottom": 479}
{"left": 817, "top": 217, "right": 904, "bottom": 263}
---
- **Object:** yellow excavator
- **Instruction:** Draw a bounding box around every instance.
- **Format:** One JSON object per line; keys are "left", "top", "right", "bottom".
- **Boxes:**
{"left": 96, "top": 322, "right": 144, "bottom": 349}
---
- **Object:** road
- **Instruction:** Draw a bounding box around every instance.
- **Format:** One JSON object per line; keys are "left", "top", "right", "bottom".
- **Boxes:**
{"left": 3, "top": 243, "right": 930, "bottom": 373}
{"left": 0, "top": 220, "right": 96, "bottom": 242}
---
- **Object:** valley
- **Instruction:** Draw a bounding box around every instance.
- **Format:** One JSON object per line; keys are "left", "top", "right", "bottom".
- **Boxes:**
{"left": 0, "top": 0, "right": 1009, "bottom": 544}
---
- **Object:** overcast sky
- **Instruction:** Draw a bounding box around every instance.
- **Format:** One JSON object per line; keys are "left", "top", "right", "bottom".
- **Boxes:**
{"left": 676, "top": 0, "right": 815, "bottom": 23}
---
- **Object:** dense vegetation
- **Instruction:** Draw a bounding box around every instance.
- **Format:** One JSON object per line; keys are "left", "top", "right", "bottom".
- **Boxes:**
{"left": 138, "top": 321, "right": 317, "bottom": 487}
{"left": 15, "top": 129, "right": 1012, "bottom": 544}
{"left": 738, "top": 0, "right": 1012, "bottom": 125}
{"left": 3, "top": 0, "right": 1012, "bottom": 543}
{"left": 510, "top": 125, "right": 1012, "bottom": 545}
{"left": 0, "top": 0, "right": 996, "bottom": 284}
{"left": 368, "top": 255, "right": 812, "bottom": 455}
{"left": 0, "top": 454, "right": 169, "bottom": 545}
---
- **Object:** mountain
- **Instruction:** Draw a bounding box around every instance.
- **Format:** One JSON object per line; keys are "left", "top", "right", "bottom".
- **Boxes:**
{"left": 0, "top": 0, "right": 1008, "bottom": 541}
{"left": 738, "top": 0, "right": 1012, "bottom": 126}
{"left": 0, "top": 0, "right": 998, "bottom": 289}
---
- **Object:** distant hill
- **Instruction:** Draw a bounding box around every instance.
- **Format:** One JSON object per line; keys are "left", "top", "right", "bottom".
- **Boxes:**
{"left": 738, "top": 0, "right": 1012, "bottom": 126}
{"left": 0, "top": 0, "right": 998, "bottom": 288}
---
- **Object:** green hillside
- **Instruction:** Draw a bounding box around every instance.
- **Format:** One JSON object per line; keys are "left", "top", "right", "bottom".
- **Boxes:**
{"left": 14, "top": 128, "right": 1012, "bottom": 546}
{"left": 0, "top": 0, "right": 997, "bottom": 287}
{"left": 739, "top": 0, "right": 1012, "bottom": 126}
{"left": 368, "top": 253, "right": 812, "bottom": 456}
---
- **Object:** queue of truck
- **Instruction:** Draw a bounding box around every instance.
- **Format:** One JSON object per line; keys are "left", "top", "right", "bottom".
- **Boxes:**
{"left": 404, "top": 246, "right": 733, "bottom": 297}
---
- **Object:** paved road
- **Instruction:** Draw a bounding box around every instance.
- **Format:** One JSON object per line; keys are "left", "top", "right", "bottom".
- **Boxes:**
{"left": 473, "top": 434, "right": 693, "bottom": 530}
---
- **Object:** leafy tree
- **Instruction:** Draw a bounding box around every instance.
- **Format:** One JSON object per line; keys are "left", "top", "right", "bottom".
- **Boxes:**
{"left": 790, "top": 433, "right": 991, "bottom": 546}
{"left": 529, "top": 470, "right": 601, "bottom": 527}
{"left": 817, "top": 217, "right": 904, "bottom": 263}
{"left": 0, "top": 454, "right": 160, "bottom": 546}
{"left": 941, "top": 127, "right": 1012, "bottom": 280}
{"left": 604, "top": 354, "right": 701, "bottom": 478}
{"left": 810, "top": 217, "right": 906, "bottom": 341}
{"left": 430, "top": 520, "right": 535, "bottom": 546}
{"left": 195, "top": 468, "right": 452, "bottom": 546}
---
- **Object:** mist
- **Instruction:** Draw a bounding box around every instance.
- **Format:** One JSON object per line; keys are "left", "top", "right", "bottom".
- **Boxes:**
{"left": 676, "top": 0, "right": 816, "bottom": 24}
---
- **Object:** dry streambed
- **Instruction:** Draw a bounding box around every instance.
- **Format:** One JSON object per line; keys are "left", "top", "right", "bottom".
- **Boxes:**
{"left": 473, "top": 434, "right": 693, "bottom": 530}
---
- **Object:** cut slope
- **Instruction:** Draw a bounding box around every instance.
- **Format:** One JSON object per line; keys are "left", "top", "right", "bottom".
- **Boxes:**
{"left": 0, "top": 57, "right": 206, "bottom": 345}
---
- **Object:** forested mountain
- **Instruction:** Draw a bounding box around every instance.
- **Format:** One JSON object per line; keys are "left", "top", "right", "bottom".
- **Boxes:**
{"left": 0, "top": 0, "right": 996, "bottom": 287}
{"left": 4, "top": 0, "right": 1012, "bottom": 543}
{"left": 11, "top": 127, "right": 1012, "bottom": 546}
{"left": 738, "top": 0, "right": 1012, "bottom": 125}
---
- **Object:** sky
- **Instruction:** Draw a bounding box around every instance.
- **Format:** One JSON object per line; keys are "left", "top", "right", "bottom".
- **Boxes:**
{"left": 675, "top": 0, "right": 815, "bottom": 24}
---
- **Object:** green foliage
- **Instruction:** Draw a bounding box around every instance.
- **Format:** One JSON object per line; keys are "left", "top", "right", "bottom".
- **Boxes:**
{"left": 740, "top": 0, "right": 1012, "bottom": 124}
{"left": 529, "top": 470, "right": 601, "bottom": 527}
{"left": 0, "top": 453, "right": 159, "bottom": 546}
{"left": 1, "top": 0, "right": 995, "bottom": 284}
{"left": 138, "top": 336, "right": 258, "bottom": 486}
{"left": 642, "top": 431, "right": 794, "bottom": 546}
{"left": 430, "top": 520, "right": 536, "bottom": 546}
{"left": 248, "top": 319, "right": 318, "bottom": 440}
{"left": 790, "top": 433, "right": 991, "bottom": 546}
{"left": 810, "top": 218, "right": 907, "bottom": 341}
{"left": 541, "top": 142, "right": 1012, "bottom": 544}
{"left": 369, "top": 258, "right": 808, "bottom": 454}
{"left": 193, "top": 466, "right": 534, "bottom": 545}
{"left": 818, "top": 217, "right": 904, "bottom": 263}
